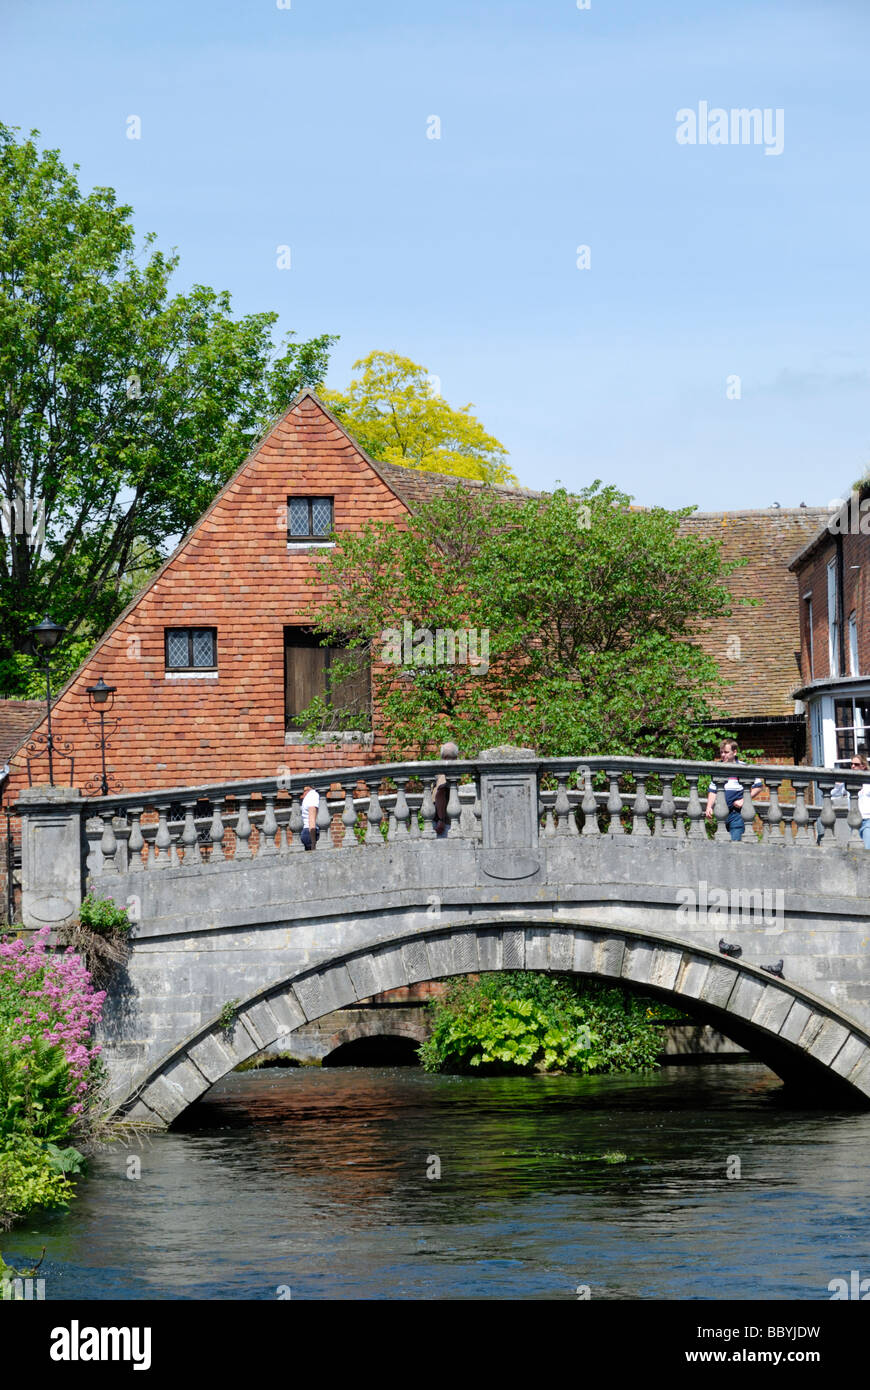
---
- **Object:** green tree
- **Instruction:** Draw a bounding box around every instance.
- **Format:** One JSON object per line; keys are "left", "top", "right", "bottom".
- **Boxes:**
{"left": 321, "top": 349, "right": 516, "bottom": 484}
{"left": 0, "top": 123, "right": 336, "bottom": 695}
{"left": 308, "top": 480, "right": 747, "bottom": 758}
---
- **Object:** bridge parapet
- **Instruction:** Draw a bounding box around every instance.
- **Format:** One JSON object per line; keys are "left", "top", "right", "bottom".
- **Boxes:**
{"left": 13, "top": 750, "right": 869, "bottom": 931}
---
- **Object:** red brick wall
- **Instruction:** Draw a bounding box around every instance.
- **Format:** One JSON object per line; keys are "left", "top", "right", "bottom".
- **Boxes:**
{"left": 6, "top": 396, "right": 411, "bottom": 800}
{"left": 793, "top": 522, "right": 870, "bottom": 683}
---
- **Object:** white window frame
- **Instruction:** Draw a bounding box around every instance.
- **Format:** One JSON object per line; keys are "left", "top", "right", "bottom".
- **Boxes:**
{"left": 827, "top": 559, "right": 840, "bottom": 677}
{"left": 803, "top": 593, "right": 814, "bottom": 682}
{"left": 849, "top": 611, "right": 859, "bottom": 676}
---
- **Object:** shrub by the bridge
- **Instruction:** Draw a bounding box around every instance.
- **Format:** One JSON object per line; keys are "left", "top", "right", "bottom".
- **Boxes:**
{"left": 418, "top": 972, "right": 668, "bottom": 1075}
{"left": 0, "top": 926, "right": 104, "bottom": 1228}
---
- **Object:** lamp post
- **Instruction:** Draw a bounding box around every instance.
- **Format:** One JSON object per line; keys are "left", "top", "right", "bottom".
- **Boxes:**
{"left": 85, "top": 677, "right": 121, "bottom": 796}
{"left": 25, "top": 615, "right": 71, "bottom": 787}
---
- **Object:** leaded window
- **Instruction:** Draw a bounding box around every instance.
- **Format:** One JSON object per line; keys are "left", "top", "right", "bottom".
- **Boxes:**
{"left": 165, "top": 628, "right": 217, "bottom": 671}
{"left": 287, "top": 496, "right": 334, "bottom": 540}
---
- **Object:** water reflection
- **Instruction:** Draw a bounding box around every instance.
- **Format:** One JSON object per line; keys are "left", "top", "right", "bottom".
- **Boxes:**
{"left": 8, "top": 1064, "right": 870, "bottom": 1300}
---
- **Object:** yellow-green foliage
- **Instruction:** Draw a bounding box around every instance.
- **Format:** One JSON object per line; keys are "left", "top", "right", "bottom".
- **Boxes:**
{"left": 322, "top": 350, "right": 516, "bottom": 483}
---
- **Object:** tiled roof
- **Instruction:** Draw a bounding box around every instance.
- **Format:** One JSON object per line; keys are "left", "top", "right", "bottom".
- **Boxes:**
{"left": 0, "top": 700, "right": 43, "bottom": 764}
{"left": 678, "top": 509, "right": 830, "bottom": 718}
{"left": 372, "top": 458, "right": 540, "bottom": 509}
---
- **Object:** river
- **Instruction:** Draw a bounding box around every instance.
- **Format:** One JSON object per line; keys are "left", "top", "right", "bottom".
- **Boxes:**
{"left": 6, "top": 1062, "right": 869, "bottom": 1300}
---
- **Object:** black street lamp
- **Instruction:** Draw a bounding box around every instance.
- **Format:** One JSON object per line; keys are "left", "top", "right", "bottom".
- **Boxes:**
{"left": 85, "top": 678, "right": 122, "bottom": 796}
{"left": 24, "top": 615, "right": 74, "bottom": 787}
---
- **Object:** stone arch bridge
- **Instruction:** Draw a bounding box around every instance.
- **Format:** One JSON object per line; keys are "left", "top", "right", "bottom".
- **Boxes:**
{"left": 15, "top": 749, "right": 870, "bottom": 1122}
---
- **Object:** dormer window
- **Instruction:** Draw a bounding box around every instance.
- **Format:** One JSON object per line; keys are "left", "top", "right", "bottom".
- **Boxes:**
{"left": 288, "top": 496, "right": 334, "bottom": 542}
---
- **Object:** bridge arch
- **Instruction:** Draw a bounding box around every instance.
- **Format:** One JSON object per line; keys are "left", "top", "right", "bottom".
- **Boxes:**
{"left": 120, "top": 921, "right": 870, "bottom": 1125}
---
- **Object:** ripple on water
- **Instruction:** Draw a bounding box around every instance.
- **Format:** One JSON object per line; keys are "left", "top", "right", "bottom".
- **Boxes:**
{"left": 7, "top": 1063, "right": 870, "bottom": 1300}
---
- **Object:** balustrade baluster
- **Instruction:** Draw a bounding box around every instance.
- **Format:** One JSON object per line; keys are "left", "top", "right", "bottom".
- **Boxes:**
{"left": 209, "top": 799, "right": 225, "bottom": 862}
{"left": 127, "top": 808, "right": 144, "bottom": 871}
{"left": 543, "top": 786, "right": 557, "bottom": 837}
{"left": 555, "top": 776, "right": 573, "bottom": 836}
{"left": 420, "top": 781, "right": 436, "bottom": 839}
{"left": 287, "top": 793, "right": 304, "bottom": 852}
{"left": 315, "top": 791, "right": 333, "bottom": 849}
{"left": 394, "top": 777, "right": 411, "bottom": 837}
{"left": 657, "top": 775, "right": 676, "bottom": 837}
{"left": 99, "top": 810, "right": 118, "bottom": 873}
{"left": 341, "top": 785, "right": 358, "bottom": 848}
{"left": 181, "top": 801, "right": 202, "bottom": 866}
{"left": 740, "top": 777, "right": 758, "bottom": 840}
{"left": 581, "top": 768, "right": 600, "bottom": 836}
{"left": 235, "top": 797, "right": 253, "bottom": 859}
{"left": 818, "top": 781, "right": 837, "bottom": 848}
{"left": 678, "top": 772, "right": 697, "bottom": 834}
{"left": 472, "top": 780, "right": 483, "bottom": 840}
{"left": 708, "top": 783, "right": 728, "bottom": 834}
{"left": 763, "top": 778, "right": 783, "bottom": 843}
{"left": 154, "top": 805, "right": 172, "bottom": 869}
{"left": 847, "top": 787, "right": 863, "bottom": 847}
{"left": 259, "top": 793, "right": 278, "bottom": 856}
{"left": 790, "top": 780, "right": 810, "bottom": 845}
{"left": 446, "top": 776, "right": 462, "bottom": 837}
{"left": 606, "top": 772, "right": 624, "bottom": 836}
{"left": 365, "top": 784, "right": 384, "bottom": 846}
{"left": 408, "top": 786, "right": 421, "bottom": 840}
{"left": 631, "top": 773, "right": 651, "bottom": 837}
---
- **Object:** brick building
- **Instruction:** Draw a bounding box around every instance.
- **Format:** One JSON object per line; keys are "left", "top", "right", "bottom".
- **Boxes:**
{"left": 789, "top": 486, "right": 870, "bottom": 767}
{"left": 2, "top": 391, "right": 829, "bottom": 803}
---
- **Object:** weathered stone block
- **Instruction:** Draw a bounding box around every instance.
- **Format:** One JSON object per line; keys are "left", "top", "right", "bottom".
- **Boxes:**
{"left": 829, "top": 1033, "right": 868, "bottom": 1078}
{"left": 779, "top": 1000, "right": 814, "bottom": 1044}
{"left": 476, "top": 928, "right": 503, "bottom": 972}
{"left": 502, "top": 928, "right": 525, "bottom": 969}
{"left": 572, "top": 932, "right": 596, "bottom": 976}
{"left": 805, "top": 1017, "right": 850, "bottom": 1066}
{"left": 699, "top": 963, "right": 738, "bottom": 1010}
{"left": 621, "top": 941, "right": 656, "bottom": 986}
{"left": 750, "top": 986, "right": 795, "bottom": 1035}
{"left": 524, "top": 928, "right": 551, "bottom": 971}
{"left": 161, "top": 1056, "right": 209, "bottom": 1105}
{"left": 678, "top": 956, "right": 711, "bottom": 1000}
{"left": 728, "top": 976, "right": 767, "bottom": 1021}
{"left": 401, "top": 939, "right": 431, "bottom": 984}
{"left": 139, "top": 1074, "right": 190, "bottom": 1124}
{"left": 188, "top": 1032, "right": 236, "bottom": 1082}
{"left": 650, "top": 947, "right": 682, "bottom": 992}
{"left": 243, "top": 998, "right": 283, "bottom": 1046}
{"left": 293, "top": 964, "right": 356, "bottom": 1021}
{"left": 594, "top": 936, "right": 625, "bottom": 978}
{"left": 547, "top": 928, "right": 574, "bottom": 972}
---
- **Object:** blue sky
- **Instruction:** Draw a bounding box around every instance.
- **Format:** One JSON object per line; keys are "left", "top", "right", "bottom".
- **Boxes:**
{"left": 2, "top": 0, "right": 868, "bottom": 509}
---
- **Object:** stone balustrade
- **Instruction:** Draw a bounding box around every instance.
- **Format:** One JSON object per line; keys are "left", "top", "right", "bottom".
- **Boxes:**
{"left": 75, "top": 754, "right": 869, "bottom": 878}
{"left": 14, "top": 751, "right": 870, "bottom": 931}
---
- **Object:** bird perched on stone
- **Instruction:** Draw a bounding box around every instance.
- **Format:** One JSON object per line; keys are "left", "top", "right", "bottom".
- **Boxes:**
{"left": 719, "top": 940, "right": 742, "bottom": 957}
{"left": 761, "top": 960, "right": 784, "bottom": 978}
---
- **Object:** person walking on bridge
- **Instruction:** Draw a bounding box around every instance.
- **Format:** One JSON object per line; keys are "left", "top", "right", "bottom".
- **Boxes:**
{"left": 433, "top": 742, "right": 459, "bottom": 837}
{"left": 300, "top": 783, "right": 320, "bottom": 850}
{"left": 828, "top": 753, "right": 870, "bottom": 848}
{"left": 704, "top": 739, "right": 763, "bottom": 841}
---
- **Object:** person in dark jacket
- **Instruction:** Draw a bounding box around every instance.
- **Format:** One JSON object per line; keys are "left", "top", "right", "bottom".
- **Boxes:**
{"left": 433, "top": 742, "right": 459, "bottom": 836}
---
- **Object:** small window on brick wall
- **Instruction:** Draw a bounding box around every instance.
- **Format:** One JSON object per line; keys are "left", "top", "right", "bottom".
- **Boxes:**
{"left": 165, "top": 628, "right": 217, "bottom": 671}
{"left": 287, "top": 496, "right": 334, "bottom": 541}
